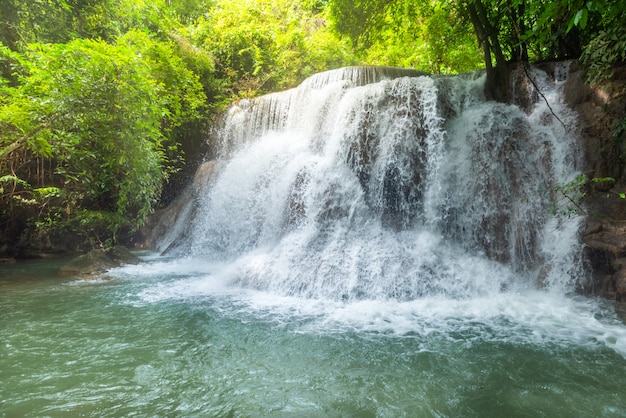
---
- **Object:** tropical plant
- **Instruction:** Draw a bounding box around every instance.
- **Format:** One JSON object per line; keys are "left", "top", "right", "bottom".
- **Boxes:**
{"left": 328, "top": 0, "right": 483, "bottom": 74}
{"left": 0, "top": 34, "right": 206, "bottom": 248}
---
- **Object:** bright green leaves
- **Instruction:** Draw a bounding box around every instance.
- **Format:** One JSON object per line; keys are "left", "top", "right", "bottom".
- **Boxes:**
{"left": 553, "top": 174, "right": 626, "bottom": 217}
{"left": 0, "top": 32, "right": 208, "bottom": 247}
{"left": 581, "top": 25, "right": 626, "bottom": 85}
{"left": 194, "top": 0, "right": 354, "bottom": 100}
{"left": 568, "top": 0, "right": 607, "bottom": 32}
{"left": 552, "top": 173, "right": 588, "bottom": 217}
{"left": 571, "top": 8, "right": 588, "bottom": 31}
{"left": 0, "top": 0, "right": 356, "bottom": 250}
{"left": 0, "top": 174, "right": 30, "bottom": 191}
{"left": 327, "top": 0, "right": 483, "bottom": 74}
{"left": 19, "top": 40, "right": 165, "bottom": 206}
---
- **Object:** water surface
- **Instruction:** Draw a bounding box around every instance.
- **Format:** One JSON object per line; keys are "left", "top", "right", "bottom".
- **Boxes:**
{"left": 2, "top": 256, "right": 626, "bottom": 417}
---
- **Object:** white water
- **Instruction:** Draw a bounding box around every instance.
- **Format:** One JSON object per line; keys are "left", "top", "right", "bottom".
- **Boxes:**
{"left": 163, "top": 65, "right": 585, "bottom": 300}
{"left": 5, "top": 66, "right": 626, "bottom": 417}
{"left": 110, "top": 254, "right": 626, "bottom": 360}
{"left": 127, "top": 65, "right": 626, "bottom": 360}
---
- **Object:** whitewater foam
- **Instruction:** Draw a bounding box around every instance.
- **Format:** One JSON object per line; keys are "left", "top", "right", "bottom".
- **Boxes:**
{"left": 111, "top": 258, "right": 626, "bottom": 359}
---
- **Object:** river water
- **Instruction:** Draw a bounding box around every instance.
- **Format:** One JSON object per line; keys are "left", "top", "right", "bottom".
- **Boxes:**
{"left": 2, "top": 256, "right": 626, "bottom": 416}
{"left": 3, "top": 66, "right": 626, "bottom": 416}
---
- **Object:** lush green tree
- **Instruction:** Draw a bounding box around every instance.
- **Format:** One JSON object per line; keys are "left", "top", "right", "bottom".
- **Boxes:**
{"left": 0, "top": 0, "right": 124, "bottom": 48}
{"left": 328, "top": 0, "right": 483, "bottom": 74}
{"left": 192, "top": 0, "right": 355, "bottom": 100}
{"left": 0, "top": 34, "right": 206, "bottom": 248}
{"left": 0, "top": 0, "right": 219, "bottom": 51}
{"left": 1, "top": 0, "right": 356, "bottom": 251}
{"left": 343, "top": 1, "right": 481, "bottom": 73}
{"left": 327, "top": 0, "right": 626, "bottom": 100}
{"left": 461, "top": 0, "right": 626, "bottom": 100}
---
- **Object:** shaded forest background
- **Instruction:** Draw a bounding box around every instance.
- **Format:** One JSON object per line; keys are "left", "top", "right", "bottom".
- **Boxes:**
{"left": 0, "top": 0, "right": 624, "bottom": 255}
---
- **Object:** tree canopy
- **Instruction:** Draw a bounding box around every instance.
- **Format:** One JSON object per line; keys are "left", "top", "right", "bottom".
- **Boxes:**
{"left": 326, "top": 0, "right": 626, "bottom": 99}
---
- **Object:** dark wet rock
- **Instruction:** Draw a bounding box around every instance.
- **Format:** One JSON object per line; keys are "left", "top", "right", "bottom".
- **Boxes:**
{"left": 582, "top": 220, "right": 626, "bottom": 300}
{"left": 561, "top": 63, "right": 626, "bottom": 301}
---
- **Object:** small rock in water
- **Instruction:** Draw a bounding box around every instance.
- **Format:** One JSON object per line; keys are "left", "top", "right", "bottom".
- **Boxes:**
{"left": 59, "top": 246, "right": 141, "bottom": 279}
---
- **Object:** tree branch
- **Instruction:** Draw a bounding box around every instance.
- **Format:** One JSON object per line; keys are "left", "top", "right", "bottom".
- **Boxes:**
{"left": 521, "top": 63, "right": 567, "bottom": 130}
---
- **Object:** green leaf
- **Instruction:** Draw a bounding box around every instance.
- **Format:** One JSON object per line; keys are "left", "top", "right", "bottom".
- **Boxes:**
{"left": 0, "top": 174, "right": 31, "bottom": 189}
{"left": 578, "top": 9, "right": 589, "bottom": 29}
{"left": 33, "top": 187, "right": 62, "bottom": 199}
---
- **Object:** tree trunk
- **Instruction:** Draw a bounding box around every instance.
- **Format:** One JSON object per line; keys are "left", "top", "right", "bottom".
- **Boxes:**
{"left": 466, "top": 0, "right": 511, "bottom": 103}
{"left": 506, "top": 0, "right": 529, "bottom": 62}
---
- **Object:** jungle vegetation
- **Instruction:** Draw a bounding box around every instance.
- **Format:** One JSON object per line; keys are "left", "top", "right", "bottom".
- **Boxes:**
{"left": 0, "top": 0, "right": 624, "bottom": 253}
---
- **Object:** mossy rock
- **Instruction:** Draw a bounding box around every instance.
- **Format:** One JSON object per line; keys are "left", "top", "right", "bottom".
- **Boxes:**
{"left": 59, "top": 246, "right": 141, "bottom": 278}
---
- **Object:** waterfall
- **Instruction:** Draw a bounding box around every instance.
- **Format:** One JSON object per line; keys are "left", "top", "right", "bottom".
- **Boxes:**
{"left": 163, "top": 65, "right": 585, "bottom": 300}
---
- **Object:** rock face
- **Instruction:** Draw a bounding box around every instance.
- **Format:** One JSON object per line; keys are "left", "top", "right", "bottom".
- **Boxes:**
{"left": 563, "top": 65, "right": 626, "bottom": 300}
{"left": 58, "top": 246, "right": 141, "bottom": 279}
{"left": 135, "top": 160, "right": 220, "bottom": 253}
{"left": 0, "top": 257, "right": 16, "bottom": 264}
{"left": 582, "top": 220, "right": 626, "bottom": 299}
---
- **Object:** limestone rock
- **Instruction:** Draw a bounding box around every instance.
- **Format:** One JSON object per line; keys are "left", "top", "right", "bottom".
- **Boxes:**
{"left": 615, "top": 270, "right": 626, "bottom": 301}
{"left": 582, "top": 220, "right": 626, "bottom": 299}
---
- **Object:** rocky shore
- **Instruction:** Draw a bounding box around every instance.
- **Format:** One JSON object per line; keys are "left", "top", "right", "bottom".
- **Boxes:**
{"left": 57, "top": 246, "right": 141, "bottom": 280}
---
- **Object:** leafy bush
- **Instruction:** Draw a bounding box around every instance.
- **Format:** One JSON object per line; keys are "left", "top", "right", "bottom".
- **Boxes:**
{"left": 0, "top": 34, "right": 207, "bottom": 248}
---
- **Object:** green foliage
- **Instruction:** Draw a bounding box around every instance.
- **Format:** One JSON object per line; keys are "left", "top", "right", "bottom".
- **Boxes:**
{"left": 33, "top": 187, "right": 62, "bottom": 200}
{"left": 193, "top": 0, "right": 355, "bottom": 100}
{"left": 0, "top": 0, "right": 212, "bottom": 49}
{"left": 327, "top": 0, "right": 483, "bottom": 74}
{"left": 552, "top": 174, "right": 626, "bottom": 217}
{"left": 119, "top": 30, "right": 208, "bottom": 170}
{"left": 581, "top": 26, "right": 626, "bottom": 85}
{"left": 552, "top": 173, "right": 588, "bottom": 217}
{"left": 20, "top": 39, "right": 167, "bottom": 217}
{"left": 325, "top": 0, "right": 626, "bottom": 78}
{"left": 578, "top": 9, "right": 626, "bottom": 147}
{"left": 58, "top": 209, "right": 128, "bottom": 249}
{"left": 0, "top": 0, "right": 121, "bottom": 47}
{"left": 0, "top": 32, "right": 207, "bottom": 247}
{"left": 0, "top": 0, "right": 357, "bottom": 250}
{"left": 0, "top": 174, "right": 30, "bottom": 190}
{"left": 382, "top": 2, "right": 481, "bottom": 73}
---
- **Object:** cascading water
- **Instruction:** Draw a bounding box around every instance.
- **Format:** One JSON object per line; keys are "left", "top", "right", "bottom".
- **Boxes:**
{"left": 163, "top": 65, "right": 585, "bottom": 300}
{"left": 5, "top": 65, "right": 626, "bottom": 417}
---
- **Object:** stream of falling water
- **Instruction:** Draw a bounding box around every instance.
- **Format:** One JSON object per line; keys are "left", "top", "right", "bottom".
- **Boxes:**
{"left": 2, "top": 66, "right": 626, "bottom": 416}
{"left": 163, "top": 65, "right": 584, "bottom": 299}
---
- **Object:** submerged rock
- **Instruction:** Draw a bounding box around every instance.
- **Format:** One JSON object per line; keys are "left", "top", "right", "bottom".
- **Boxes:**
{"left": 59, "top": 246, "right": 141, "bottom": 279}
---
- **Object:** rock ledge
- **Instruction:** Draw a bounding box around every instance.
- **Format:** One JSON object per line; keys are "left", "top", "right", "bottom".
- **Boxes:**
{"left": 58, "top": 246, "right": 141, "bottom": 279}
